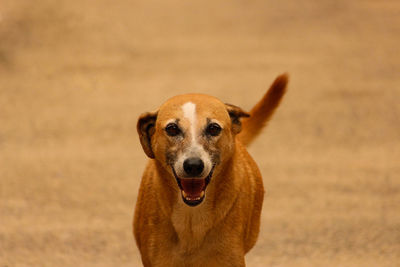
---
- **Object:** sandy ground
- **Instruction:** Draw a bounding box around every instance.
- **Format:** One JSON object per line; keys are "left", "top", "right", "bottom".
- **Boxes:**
{"left": 0, "top": 0, "right": 399, "bottom": 266}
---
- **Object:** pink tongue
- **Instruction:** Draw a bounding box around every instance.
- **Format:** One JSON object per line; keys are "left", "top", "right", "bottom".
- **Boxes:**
{"left": 180, "top": 178, "right": 205, "bottom": 196}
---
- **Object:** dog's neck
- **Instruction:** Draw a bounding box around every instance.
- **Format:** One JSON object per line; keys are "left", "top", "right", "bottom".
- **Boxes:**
{"left": 152, "top": 146, "right": 244, "bottom": 253}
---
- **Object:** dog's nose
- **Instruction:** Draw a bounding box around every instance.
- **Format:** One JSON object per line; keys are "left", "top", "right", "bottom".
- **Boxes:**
{"left": 183, "top": 157, "right": 204, "bottom": 177}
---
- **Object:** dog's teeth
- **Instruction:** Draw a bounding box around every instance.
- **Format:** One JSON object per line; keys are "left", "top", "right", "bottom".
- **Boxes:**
{"left": 182, "top": 191, "right": 204, "bottom": 201}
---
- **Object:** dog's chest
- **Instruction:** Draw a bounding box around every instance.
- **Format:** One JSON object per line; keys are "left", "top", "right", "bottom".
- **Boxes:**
{"left": 171, "top": 202, "right": 215, "bottom": 252}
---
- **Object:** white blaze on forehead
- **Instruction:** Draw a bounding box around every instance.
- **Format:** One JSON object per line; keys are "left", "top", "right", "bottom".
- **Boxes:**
{"left": 174, "top": 101, "right": 212, "bottom": 180}
{"left": 182, "top": 102, "right": 197, "bottom": 142}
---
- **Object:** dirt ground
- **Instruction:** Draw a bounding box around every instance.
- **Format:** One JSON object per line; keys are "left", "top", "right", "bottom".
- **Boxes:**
{"left": 0, "top": 0, "right": 399, "bottom": 266}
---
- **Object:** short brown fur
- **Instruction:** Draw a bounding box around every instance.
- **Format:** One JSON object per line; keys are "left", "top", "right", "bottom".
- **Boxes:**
{"left": 134, "top": 74, "right": 288, "bottom": 267}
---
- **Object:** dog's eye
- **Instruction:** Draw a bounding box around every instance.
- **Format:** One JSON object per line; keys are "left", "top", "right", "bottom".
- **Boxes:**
{"left": 165, "top": 123, "right": 181, "bottom": 137}
{"left": 206, "top": 123, "right": 222, "bottom": 136}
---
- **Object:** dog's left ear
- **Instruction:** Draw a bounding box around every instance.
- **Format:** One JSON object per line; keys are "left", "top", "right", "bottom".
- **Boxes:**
{"left": 225, "top": 104, "right": 250, "bottom": 134}
{"left": 137, "top": 110, "right": 158, "bottom": 158}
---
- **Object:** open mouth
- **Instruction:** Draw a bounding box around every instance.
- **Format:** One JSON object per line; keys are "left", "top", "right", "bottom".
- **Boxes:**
{"left": 172, "top": 166, "right": 214, "bottom": 207}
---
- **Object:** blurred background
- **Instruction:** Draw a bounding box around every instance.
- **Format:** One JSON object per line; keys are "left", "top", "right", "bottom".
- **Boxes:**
{"left": 0, "top": 0, "right": 399, "bottom": 266}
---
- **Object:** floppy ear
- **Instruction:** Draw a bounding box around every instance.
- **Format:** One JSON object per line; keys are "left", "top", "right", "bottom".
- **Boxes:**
{"left": 137, "top": 111, "right": 158, "bottom": 158}
{"left": 225, "top": 104, "right": 250, "bottom": 134}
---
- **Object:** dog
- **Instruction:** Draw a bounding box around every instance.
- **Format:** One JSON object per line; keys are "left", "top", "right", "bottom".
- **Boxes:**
{"left": 134, "top": 74, "right": 288, "bottom": 267}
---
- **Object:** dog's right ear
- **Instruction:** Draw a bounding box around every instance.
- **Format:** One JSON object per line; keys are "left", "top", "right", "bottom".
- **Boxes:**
{"left": 137, "top": 111, "right": 158, "bottom": 158}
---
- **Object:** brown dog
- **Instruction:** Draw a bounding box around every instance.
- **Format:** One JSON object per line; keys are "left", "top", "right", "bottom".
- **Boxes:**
{"left": 134, "top": 74, "right": 288, "bottom": 267}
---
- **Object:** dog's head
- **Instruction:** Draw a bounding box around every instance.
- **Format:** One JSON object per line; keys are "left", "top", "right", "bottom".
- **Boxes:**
{"left": 137, "top": 94, "right": 249, "bottom": 207}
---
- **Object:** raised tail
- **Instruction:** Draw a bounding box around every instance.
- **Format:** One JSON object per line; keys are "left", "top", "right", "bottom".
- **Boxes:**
{"left": 237, "top": 73, "right": 288, "bottom": 146}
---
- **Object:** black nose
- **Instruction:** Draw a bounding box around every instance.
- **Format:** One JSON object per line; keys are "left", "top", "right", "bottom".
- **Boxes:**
{"left": 183, "top": 157, "right": 204, "bottom": 177}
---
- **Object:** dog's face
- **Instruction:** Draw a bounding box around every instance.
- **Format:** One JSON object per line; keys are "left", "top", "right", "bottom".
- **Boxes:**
{"left": 138, "top": 94, "right": 248, "bottom": 207}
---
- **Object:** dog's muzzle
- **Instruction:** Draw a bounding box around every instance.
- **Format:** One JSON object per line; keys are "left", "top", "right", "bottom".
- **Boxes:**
{"left": 172, "top": 162, "right": 215, "bottom": 207}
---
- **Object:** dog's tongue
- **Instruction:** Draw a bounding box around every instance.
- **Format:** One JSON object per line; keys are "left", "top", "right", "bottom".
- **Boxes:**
{"left": 180, "top": 178, "right": 205, "bottom": 196}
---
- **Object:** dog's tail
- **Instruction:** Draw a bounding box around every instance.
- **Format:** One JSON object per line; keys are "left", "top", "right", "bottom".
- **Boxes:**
{"left": 238, "top": 73, "right": 288, "bottom": 146}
